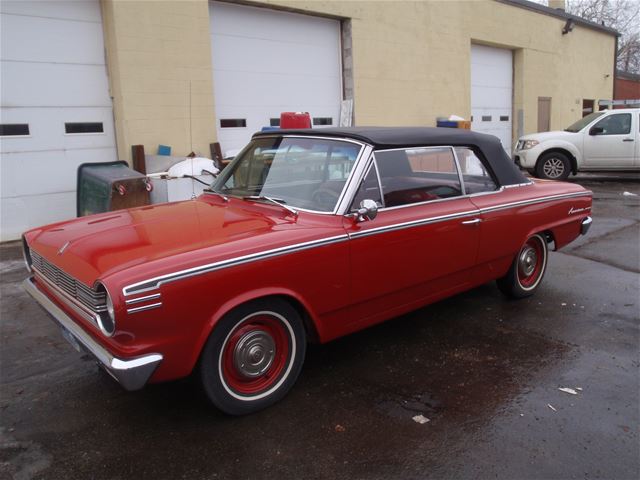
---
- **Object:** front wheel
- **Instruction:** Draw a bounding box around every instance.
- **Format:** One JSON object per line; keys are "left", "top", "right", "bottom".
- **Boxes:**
{"left": 535, "top": 152, "right": 571, "bottom": 180}
{"left": 199, "top": 298, "right": 306, "bottom": 415}
{"left": 497, "top": 234, "right": 548, "bottom": 298}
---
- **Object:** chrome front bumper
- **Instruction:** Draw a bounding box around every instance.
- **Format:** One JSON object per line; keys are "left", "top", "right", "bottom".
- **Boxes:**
{"left": 581, "top": 216, "right": 593, "bottom": 235}
{"left": 23, "top": 277, "right": 162, "bottom": 391}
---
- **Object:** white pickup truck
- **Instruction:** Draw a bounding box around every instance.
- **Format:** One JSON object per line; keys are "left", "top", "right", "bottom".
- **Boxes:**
{"left": 514, "top": 108, "right": 639, "bottom": 180}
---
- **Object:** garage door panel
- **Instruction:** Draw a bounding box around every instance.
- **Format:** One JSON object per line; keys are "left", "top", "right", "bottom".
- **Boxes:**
{"left": 0, "top": 1, "right": 102, "bottom": 23}
{"left": 1, "top": 192, "right": 77, "bottom": 240}
{"left": 1, "top": 62, "right": 111, "bottom": 107}
{"left": 470, "top": 86, "right": 511, "bottom": 109}
{"left": 211, "top": 2, "right": 339, "bottom": 46}
{"left": 470, "top": 63, "right": 512, "bottom": 88}
{"left": 213, "top": 71, "right": 340, "bottom": 108}
{"left": 1, "top": 147, "right": 117, "bottom": 198}
{"left": 1, "top": 107, "right": 117, "bottom": 152}
{"left": 1, "top": 14, "right": 105, "bottom": 65}
{"left": 212, "top": 36, "right": 339, "bottom": 77}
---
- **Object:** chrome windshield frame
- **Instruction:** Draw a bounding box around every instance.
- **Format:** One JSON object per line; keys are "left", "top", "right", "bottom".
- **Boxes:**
{"left": 208, "top": 134, "right": 372, "bottom": 216}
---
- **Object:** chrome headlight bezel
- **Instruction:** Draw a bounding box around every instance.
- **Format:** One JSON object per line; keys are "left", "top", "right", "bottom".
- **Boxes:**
{"left": 95, "top": 281, "right": 116, "bottom": 337}
{"left": 519, "top": 139, "right": 540, "bottom": 150}
{"left": 21, "top": 236, "right": 33, "bottom": 273}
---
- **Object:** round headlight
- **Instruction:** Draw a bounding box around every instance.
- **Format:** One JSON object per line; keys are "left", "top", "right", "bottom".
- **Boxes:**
{"left": 96, "top": 283, "right": 116, "bottom": 336}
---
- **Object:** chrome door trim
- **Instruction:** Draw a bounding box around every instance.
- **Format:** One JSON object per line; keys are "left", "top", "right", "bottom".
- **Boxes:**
{"left": 348, "top": 209, "right": 479, "bottom": 240}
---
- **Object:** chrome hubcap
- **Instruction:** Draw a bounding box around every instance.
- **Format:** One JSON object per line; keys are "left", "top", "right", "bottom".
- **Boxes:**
{"left": 233, "top": 330, "right": 275, "bottom": 378}
{"left": 519, "top": 246, "right": 538, "bottom": 277}
{"left": 543, "top": 158, "right": 564, "bottom": 178}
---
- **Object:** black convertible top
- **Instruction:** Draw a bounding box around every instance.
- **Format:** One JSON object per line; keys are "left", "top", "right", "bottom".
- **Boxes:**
{"left": 253, "top": 127, "right": 529, "bottom": 186}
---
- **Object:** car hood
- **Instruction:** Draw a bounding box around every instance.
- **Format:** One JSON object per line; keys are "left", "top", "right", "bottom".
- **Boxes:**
{"left": 519, "top": 130, "right": 579, "bottom": 142}
{"left": 25, "top": 196, "right": 298, "bottom": 286}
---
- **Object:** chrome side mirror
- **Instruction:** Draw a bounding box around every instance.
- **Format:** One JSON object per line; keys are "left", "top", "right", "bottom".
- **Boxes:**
{"left": 357, "top": 199, "right": 378, "bottom": 222}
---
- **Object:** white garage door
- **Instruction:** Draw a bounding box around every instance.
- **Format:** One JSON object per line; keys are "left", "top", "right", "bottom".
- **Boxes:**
{"left": 0, "top": 0, "right": 117, "bottom": 241}
{"left": 209, "top": 1, "right": 342, "bottom": 156}
{"left": 470, "top": 44, "right": 513, "bottom": 154}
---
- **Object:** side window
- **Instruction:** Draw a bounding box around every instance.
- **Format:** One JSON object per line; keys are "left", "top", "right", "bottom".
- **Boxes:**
{"left": 454, "top": 148, "right": 498, "bottom": 194}
{"left": 593, "top": 113, "right": 631, "bottom": 135}
{"left": 375, "top": 147, "right": 462, "bottom": 208}
{"left": 350, "top": 162, "right": 383, "bottom": 211}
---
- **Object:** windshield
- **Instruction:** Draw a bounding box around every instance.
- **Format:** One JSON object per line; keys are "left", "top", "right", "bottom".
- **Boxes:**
{"left": 565, "top": 111, "right": 606, "bottom": 132}
{"left": 211, "top": 136, "right": 362, "bottom": 212}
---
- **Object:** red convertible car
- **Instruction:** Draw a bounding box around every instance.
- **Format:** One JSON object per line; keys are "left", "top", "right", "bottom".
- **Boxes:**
{"left": 23, "top": 127, "right": 593, "bottom": 414}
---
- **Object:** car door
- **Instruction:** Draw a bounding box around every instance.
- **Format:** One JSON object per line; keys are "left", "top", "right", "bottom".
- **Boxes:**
{"left": 583, "top": 112, "right": 636, "bottom": 168}
{"left": 343, "top": 146, "right": 481, "bottom": 328}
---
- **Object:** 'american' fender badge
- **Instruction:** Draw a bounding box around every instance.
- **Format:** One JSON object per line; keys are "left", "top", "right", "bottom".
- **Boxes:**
{"left": 568, "top": 206, "right": 590, "bottom": 215}
{"left": 58, "top": 241, "right": 70, "bottom": 255}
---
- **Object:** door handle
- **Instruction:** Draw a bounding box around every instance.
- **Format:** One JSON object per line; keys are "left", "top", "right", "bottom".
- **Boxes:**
{"left": 461, "top": 218, "right": 482, "bottom": 225}
{"left": 622, "top": 138, "right": 634, "bottom": 142}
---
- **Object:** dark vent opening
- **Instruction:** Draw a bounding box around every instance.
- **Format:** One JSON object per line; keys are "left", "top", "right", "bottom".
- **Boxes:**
{"left": 65, "top": 122, "right": 104, "bottom": 134}
{"left": 313, "top": 117, "right": 333, "bottom": 126}
{"left": 270, "top": 118, "right": 280, "bottom": 127}
{"left": 220, "top": 119, "right": 247, "bottom": 128}
{"left": 0, "top": 124, "right": 30, "bottom": 136}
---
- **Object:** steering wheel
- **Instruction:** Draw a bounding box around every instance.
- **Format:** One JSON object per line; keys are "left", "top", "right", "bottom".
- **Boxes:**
{"left": 311, "top": 187, "right": 340, "bottom": 210}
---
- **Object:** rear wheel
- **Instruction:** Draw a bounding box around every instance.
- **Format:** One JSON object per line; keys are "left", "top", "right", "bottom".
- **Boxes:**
{"left": 497, "top": 234, "right": 548, "bottom": 298}
{"left": 535, "top": 152, "right": 571, "bottom": 180}
{"left": 199, "top": 298, "right": 306, "bottom": 415}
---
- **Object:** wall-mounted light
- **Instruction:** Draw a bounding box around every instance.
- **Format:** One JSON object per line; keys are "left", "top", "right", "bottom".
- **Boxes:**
{"left": 562, "top": 19, "right": 574, "bottom": 34}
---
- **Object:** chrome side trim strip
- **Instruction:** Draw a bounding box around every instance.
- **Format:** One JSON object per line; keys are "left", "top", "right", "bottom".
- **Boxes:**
{"left": 123, "top": 190, "right": 592, "bottom": 296}
{"left": 123, "top": 233, "right": 350, "bottom": 296}
{"left": 478, "top": 191, "right": 592, "bottom": 214}
{"left": 504, "top": 181, "right": 534, "bottom": 188}
{"left": 23, "top": 277, "right": 163, "bottom": 391}
{"left": 349, "top": 209, "right": 479, "bottom": 239}
{"left": 125, "top": 293, "right": 162, "bottom": 305}
{"left": 127, "top": 302, "right": 163, "bottom": 314}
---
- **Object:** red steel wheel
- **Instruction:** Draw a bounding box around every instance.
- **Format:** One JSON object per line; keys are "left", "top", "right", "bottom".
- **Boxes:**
{"left": 199, "top": 298, "right": 306, "bottom": 415}
{"left": 517, "top": 236, "right": 546, "bottom": 290}
{"left": 497, "top": 233, "right": 548, "bottom": 298}
{"left": 219, "top": 312, "right": 292, "bottom": 397}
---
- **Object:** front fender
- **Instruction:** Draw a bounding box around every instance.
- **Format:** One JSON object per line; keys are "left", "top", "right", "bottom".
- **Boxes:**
{"left": 188, "top": 286, "right": 324, "bottom": 375}
{"left": 538, "top": 140, "right": 583, "bottom": 167}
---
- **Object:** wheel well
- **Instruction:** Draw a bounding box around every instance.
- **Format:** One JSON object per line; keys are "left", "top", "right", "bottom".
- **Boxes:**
{"left": 542, "top": 229, "right": 557, "bottom": 251}
{"left": 256, "top": 294, "right": 320, "bottom": 344}
{"left": 538, "top": 148, "right": 578, "bottom": 175}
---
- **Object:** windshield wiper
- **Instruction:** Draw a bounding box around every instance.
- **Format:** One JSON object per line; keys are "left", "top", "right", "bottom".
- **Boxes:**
{"left": 243, "top": 195, "right": 298, "bottom": 217}
{"left": 203, "top": 188, "right": 229, "bottom": 202}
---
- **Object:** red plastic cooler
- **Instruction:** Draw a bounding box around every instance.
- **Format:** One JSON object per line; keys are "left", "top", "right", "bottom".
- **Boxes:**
{"left": 280, "top": 112, "right": 311, "bottom": 129}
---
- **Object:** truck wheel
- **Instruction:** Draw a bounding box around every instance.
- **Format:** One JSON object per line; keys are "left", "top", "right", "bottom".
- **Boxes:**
{"left": 535, "top": 152, "right": 571, "bottom": 180}
{"left": 497, "top": 234, "right": 548, "bottom": 299}
{"left": 199, "top": 298, "right": 306, "bottom": 415}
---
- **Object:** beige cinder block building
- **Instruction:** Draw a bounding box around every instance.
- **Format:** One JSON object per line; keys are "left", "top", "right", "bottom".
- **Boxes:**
{"left": 0, "top": 0, "right": 617, "bottom": 239}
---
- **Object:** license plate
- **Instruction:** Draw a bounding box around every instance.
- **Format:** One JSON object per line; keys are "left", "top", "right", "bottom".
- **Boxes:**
{"left": 60, "top": 327, "right": 82, "bottom": 353}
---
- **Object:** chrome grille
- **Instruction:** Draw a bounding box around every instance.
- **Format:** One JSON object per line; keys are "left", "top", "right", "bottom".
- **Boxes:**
{"left": 31, "top": 250, "right": 107, "bottom": 313}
